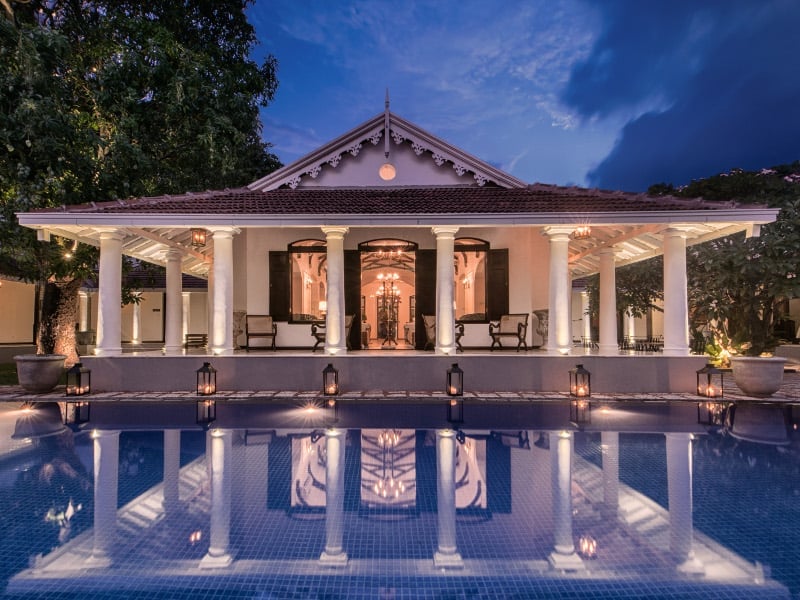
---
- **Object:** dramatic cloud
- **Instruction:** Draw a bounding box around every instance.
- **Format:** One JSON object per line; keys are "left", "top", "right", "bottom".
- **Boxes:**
{"left": 564, "top": 0, "right": 800, "bottom": 191}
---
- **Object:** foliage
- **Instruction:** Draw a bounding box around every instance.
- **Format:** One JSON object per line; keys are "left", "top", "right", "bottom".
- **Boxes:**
{"left": 651, "top": 163, "right": 800, "bottom": 356}
{"left": 0, "top": 0, "right": 280, "bottom": 359}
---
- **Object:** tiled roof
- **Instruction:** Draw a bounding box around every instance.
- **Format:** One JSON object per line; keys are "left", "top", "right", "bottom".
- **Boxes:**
{"left": 31, "top": 184, "right": 744, "bottom": 216}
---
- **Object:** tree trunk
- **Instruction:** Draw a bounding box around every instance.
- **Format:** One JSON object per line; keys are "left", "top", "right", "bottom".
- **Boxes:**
{"left": 39, "top": 278, "right": 81, "bottom": 366}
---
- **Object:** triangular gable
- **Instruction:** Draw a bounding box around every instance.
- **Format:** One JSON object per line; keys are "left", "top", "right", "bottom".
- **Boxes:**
{"left": 248, "top": 111, "right": 526, "bottom": 191}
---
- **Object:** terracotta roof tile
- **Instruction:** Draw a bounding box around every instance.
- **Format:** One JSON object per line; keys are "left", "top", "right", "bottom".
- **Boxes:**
{"left": 34, "top": 185, "right": 743, "bottom": 216}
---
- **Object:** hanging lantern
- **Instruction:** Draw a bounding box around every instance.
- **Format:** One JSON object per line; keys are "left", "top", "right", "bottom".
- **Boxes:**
{"left": 196, "top": 362, "right": 217, "bottom": 396}
{"left": 190, "top": 228, "right": 207, "bottom": 248}
{"left": 569, "top": 364, "right": 591, "bottom": 398}
{"left": 65, "top": 362, "right": 91, "bottom": 396}
{"left": 196, "top": 398, "right": 216, "bottom": 427}
{"left": 323, "top": 363, "right": 339, "bottom": 396}
{"left": 572, "top": 225, "right": 591, "bottom": 240}
{"left": 696, "top": 363, "right": 724, "bottom": 398}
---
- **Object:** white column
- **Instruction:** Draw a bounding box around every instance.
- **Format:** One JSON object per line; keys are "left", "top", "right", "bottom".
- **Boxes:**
{"left": 625, "top": 309, "right": 636, "bottom": 339}
{"left": 164, "top": 249, "right": 184, "bottom": 354}
{"left": 548, "top": 431, "right": 584, "bottom": 571}
{"left": 320, "top": 428, "right": 348, "bottom": 565}
{"left": 96, "top": 229, "right": 123, "bottom": 356}
{"left": 162, "top": 429, "right": 181, "bottom": 517}
{"left": 598, "top": 248, "right": 618, "bottom": 355}
{"left": 432, "top": 226, "right": 459, "bottom": 355}
{"left": 182, "top": 292, "right": 191, "bottom": 340}
{"left": 209, "top": 228, "right": 237, "bottom": 355}
{"left": 663, "top": 228, "right": 690, "bottom": 355}
{"left": 581, "top": 290, "right": 591, "bottom": 343}
{"left": 78, "top": 291, "right": 89, "bottom": 331}
{"left": 544, "top": 228, "right": 573, "bottom": 354}
{"left": 201, "top": 429, "right": 234, "bottom": 568}
{"left": 87, "top": 430, "right": 120, "bottom": 567}
{"left": 434, "top": 429, "right": 463, "bottom": 568}
{"left": 601, "top": 431, "right": 620, "bottom": 517}
{"left": 131, "top": 293, "right": 142, "bottom": 345}
{"left": 207, "top": 269, "right": 214, "bottom": 347}
{"left": 321, "top": 227, "right": 349, "bottom": 355}
{"left": 666, "top": 433, "right": 704, "bottom": 574}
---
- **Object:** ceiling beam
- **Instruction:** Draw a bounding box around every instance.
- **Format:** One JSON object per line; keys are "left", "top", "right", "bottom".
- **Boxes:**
{"left": 569, "top": 224, "right": 664, "bottom": 264}
{"left": 127, "top": 227, "right": 210, "bottom": 264}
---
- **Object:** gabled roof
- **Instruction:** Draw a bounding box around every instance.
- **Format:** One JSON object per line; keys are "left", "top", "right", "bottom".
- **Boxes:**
{"left": 247, "top": 111, "right": 528, "bottom": 191}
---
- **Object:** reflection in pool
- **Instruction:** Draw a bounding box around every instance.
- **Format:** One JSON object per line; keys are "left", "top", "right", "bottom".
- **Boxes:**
{"left": 0, "top": 400, "right": 797, "bottom": 599}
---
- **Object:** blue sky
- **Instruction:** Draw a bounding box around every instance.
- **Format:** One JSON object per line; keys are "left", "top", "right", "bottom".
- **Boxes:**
{"left": 247, "top": 0, "right": 800, "bottom": 192}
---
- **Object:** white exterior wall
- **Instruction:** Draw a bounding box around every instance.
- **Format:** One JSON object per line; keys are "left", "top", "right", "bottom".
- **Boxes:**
{"left": 121, "top": 292, "right": 163, "bottom": 342}
{"left": 0, "top": 279, "right": 35, "bottom": 343}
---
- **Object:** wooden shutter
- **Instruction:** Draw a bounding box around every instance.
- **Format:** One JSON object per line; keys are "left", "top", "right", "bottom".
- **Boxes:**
{"left": 268, "top": 251, "right": 290, "bottom": 321}
{"left": 414, "top": 249, "right": 436, "bottom": 349}
{"left": 487, "top": 248, "right": 509, "bottom": 321}
{"left": 344, "top": 250, "right": 362, "bottom": 349}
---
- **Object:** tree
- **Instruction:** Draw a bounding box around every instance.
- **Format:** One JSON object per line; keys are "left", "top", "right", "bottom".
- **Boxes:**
{"left": 0, "top": 0, "right": 280, "bottom": 362}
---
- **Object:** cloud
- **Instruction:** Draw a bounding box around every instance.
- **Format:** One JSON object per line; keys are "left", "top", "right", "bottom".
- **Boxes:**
{"left": 563, "top": 0, "right": 800, "bottom": 191}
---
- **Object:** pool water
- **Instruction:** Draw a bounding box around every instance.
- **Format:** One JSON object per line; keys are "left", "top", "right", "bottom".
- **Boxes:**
{"left": 0, "top": 400, "right": 797, "bottom": 599}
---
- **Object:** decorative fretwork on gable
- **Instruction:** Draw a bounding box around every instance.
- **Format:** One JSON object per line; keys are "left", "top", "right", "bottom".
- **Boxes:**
{"left": 248, "top": 111, "right": 527, "bottom": 191}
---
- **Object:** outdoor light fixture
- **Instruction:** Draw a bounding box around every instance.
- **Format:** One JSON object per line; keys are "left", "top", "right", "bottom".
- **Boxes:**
{"left": 569, "top": 364, "right": 591, "bottom": 398}
{"left": 572, "top": 225, "right": 591, "bottom": 240}
{"left": 697, "top": 400, "right": 727, "bottom": 427}
{"left": 65, "top": 362, "right": 91, "bottom": 396}
{"left": 64, "top": 399, "right": 90, "bottom": 430}
{"left": 447, "top": 363, "right": 464, "bottom": 397}
{"left": 696, "top": 363, "right": 724, "bottom": 398}
{"left": 190, "top": 228, "right": 207, "bottom": 248}
{"left": 323, "top": 363, "right": 339, "bottom": 396}
{"left": 570, "top": 398, "right": 591, "bottom": 426}
{"left": 196, "top": 362, "right": 217, "bottom": 396}
{"left": 196, "top": 398, "right": 216, "bottom": 427}
{"left": 379, "top": 89, "right": 396, "bottom": 181}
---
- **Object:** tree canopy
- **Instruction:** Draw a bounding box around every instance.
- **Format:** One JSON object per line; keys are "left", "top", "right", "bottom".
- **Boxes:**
{"left": 0, "top": 0, "right": 280, "bottom": 358}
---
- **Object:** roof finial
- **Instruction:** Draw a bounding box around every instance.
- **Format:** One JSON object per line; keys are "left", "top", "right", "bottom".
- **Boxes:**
{"left": 385, "top": 88, "right": 390, "bottom": 111}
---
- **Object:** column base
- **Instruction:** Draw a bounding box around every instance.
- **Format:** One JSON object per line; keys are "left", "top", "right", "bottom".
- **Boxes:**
{"left": 435, "top": 346, "right": 457, "bottom": 356}
{"left": 676, "top": 555, "right": 704, "bottom": 575}
{"left": 548, "top": 551, "right": 585, "bottom": 572}
{"left": 94, "top": 347, "right": 121, "bottom": 357}
{"left": 319, "top": 551, "right": 349, "bottom": 566}
{"left": 199, "top": 552, "right": 233, "bottom": 569}
{"left": 85, "top": 553, "right": 113, "bottom": 568}
{"left": 598, "top": 344, "right": 619, "bottom": 356}
{"left": 164, "top": 345, "right": 183, "bottom": 355}
{"left": 433, "top": 551, "right": 464, "bottom": 569}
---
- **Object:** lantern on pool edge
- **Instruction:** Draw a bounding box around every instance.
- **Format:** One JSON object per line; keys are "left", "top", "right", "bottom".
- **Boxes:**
{"left": 446, "top": 363, "right": 464, "bottom": 423}
{"left": 569, "top": 364, "right": 591, "bottom": 398}
{"left": 696, "top": 363, "right": 724, "bottom": 399}
{"left": 65, "top": 362, "right": 91, "bottom": 396}
{"left": 64, "top": 399, "right": 91, "bottom": 429}
{"left": 196, "top": 398, "right": 216, "bottom": 427}
{"left": 323, "top": 363, "right": 339, "bottom": 396}
{"left": 196, "top": 362, "right": 217, "bottom": 396}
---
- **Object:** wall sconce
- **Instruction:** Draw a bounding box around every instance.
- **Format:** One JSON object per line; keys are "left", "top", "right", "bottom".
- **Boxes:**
{"left": 696, "top": 363, "right": 724, "bottom": 398}
{"left": 323, "top": 363, "right": 339, "bottom": 396}
{"left": 196, "top": 362, "right": 217, "bottom": 396}
{"left": 190, "top": 228, "right": 207, "bottom": 248}
{"left": 65, "top": 362, "right": 91, "bottom": 396}
{"left": 569, "top": 364, "right": 591, "bottom": 398}
{"left": 570, "top": 398, "right": 591, "bottom": 426}
{"left": 697, "top": 400, "right": 727, "bottom": 426}
{"left": 64, "top": 400, "right": 91, "bottom": 430}
{"left": 196, "top": 399, "right": 216, "bottom": 427}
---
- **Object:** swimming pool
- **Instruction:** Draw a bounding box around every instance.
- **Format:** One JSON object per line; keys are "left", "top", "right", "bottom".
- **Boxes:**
{"left": 0, "top": 399, "right": 797, "bottom": 599}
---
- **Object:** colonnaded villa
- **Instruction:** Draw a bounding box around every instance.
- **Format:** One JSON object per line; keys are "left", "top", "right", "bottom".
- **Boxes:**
{"left": 15, "top": 102, "right": 779, "bottom": 394}
{"left": 8, "top": 105, "right": 799, "bottom": 599}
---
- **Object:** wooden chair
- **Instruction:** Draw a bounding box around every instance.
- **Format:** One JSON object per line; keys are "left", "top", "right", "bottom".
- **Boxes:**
{"left": 311, "top": 315, "right": 354, "bottom": 352}
{"left": 421, "top": 314, "right": 464, "bottom": 352}
{"left": 489, "top": 313, "right": 529, "bottom": 351}
{"left": 184, "top": 333, "right": 208, "bottom": 349}
{"left": 245, "top": 315, "right": 277, "bottom": 351}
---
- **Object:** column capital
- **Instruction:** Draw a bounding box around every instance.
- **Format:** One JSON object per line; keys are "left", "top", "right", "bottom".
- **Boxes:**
{"left": 431, "top": 226, "right": 459, "bottom": 238}
{"left": 97, "top": 228, "right": 124, "bottom": 242}
{"left": 663, "top": 226, "right": 694, "bottom": 238}
{"left": 207, "top": 226, "right": 240, "bottom": 238}
{"left": 543, "top": 226, "right": 575, "bottom": 241}
{"left": 436, "top": 428, "right": 457, "bottom": 440}
{"left": 597, "top": 246, "right": 620, "bottom": 257}
{"left": 321, "top": 226, "right": 349, "bottom": 238}
{"left": 91, "top": 429, "right": 121, "bottom": 440}
{"left": 164, "top": 248, "right": 184, "bottom": 261}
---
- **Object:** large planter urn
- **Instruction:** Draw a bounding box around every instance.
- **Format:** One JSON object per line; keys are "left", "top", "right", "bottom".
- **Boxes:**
{"left": 730, "top": 356, "right": 787, "bottom": 397}
{"left": 13, "top": 354, "right": 67, "bottom": 393}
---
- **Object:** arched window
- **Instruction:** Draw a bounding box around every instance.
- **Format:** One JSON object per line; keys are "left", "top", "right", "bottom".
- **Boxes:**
{"left": 454, "top": 237, "right": 490, "bottom": 321}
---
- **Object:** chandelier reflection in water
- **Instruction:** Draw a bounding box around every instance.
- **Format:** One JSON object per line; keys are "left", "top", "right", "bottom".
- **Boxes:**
{"left": 373, "top": 429, "right": 406, "bottom": 499}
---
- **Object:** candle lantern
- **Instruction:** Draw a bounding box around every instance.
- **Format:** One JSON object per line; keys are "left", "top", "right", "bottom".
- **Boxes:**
{"left": 65, "top": 362, "right": 91, "bottom": 396}
{"left": 64, "top": 400, "right": 91, "bottom": 429}
{"left": 696, "top": 363, "right": 724, "bottom": 399}
{"left": 190, "top": 228, "right": 207, "bottom": 248}
{"left": 446, "top": 363, "right": 464, "bottom": 397}
{"left": 570, "top": 398, "right": 591, "bottom": 426}
{"left": 324, "top": 395, "right": 339, "bottom": 423}
{"left": 196, "top": 398, "right": 216, "bottom": 427}
{"left": 569, "top": 364, "right": 591, "bottom": 398}
{"left": 447, "top": 396, "right": 464, "bottom": 424}
{"left": 323, "top": 363, "right": 339, "bottom": 396}
{"left": 697, "top": 400, "right": 727, "bottom": 426}
{"left": 196, "top": 362, "right": 217, "bottom": 396}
